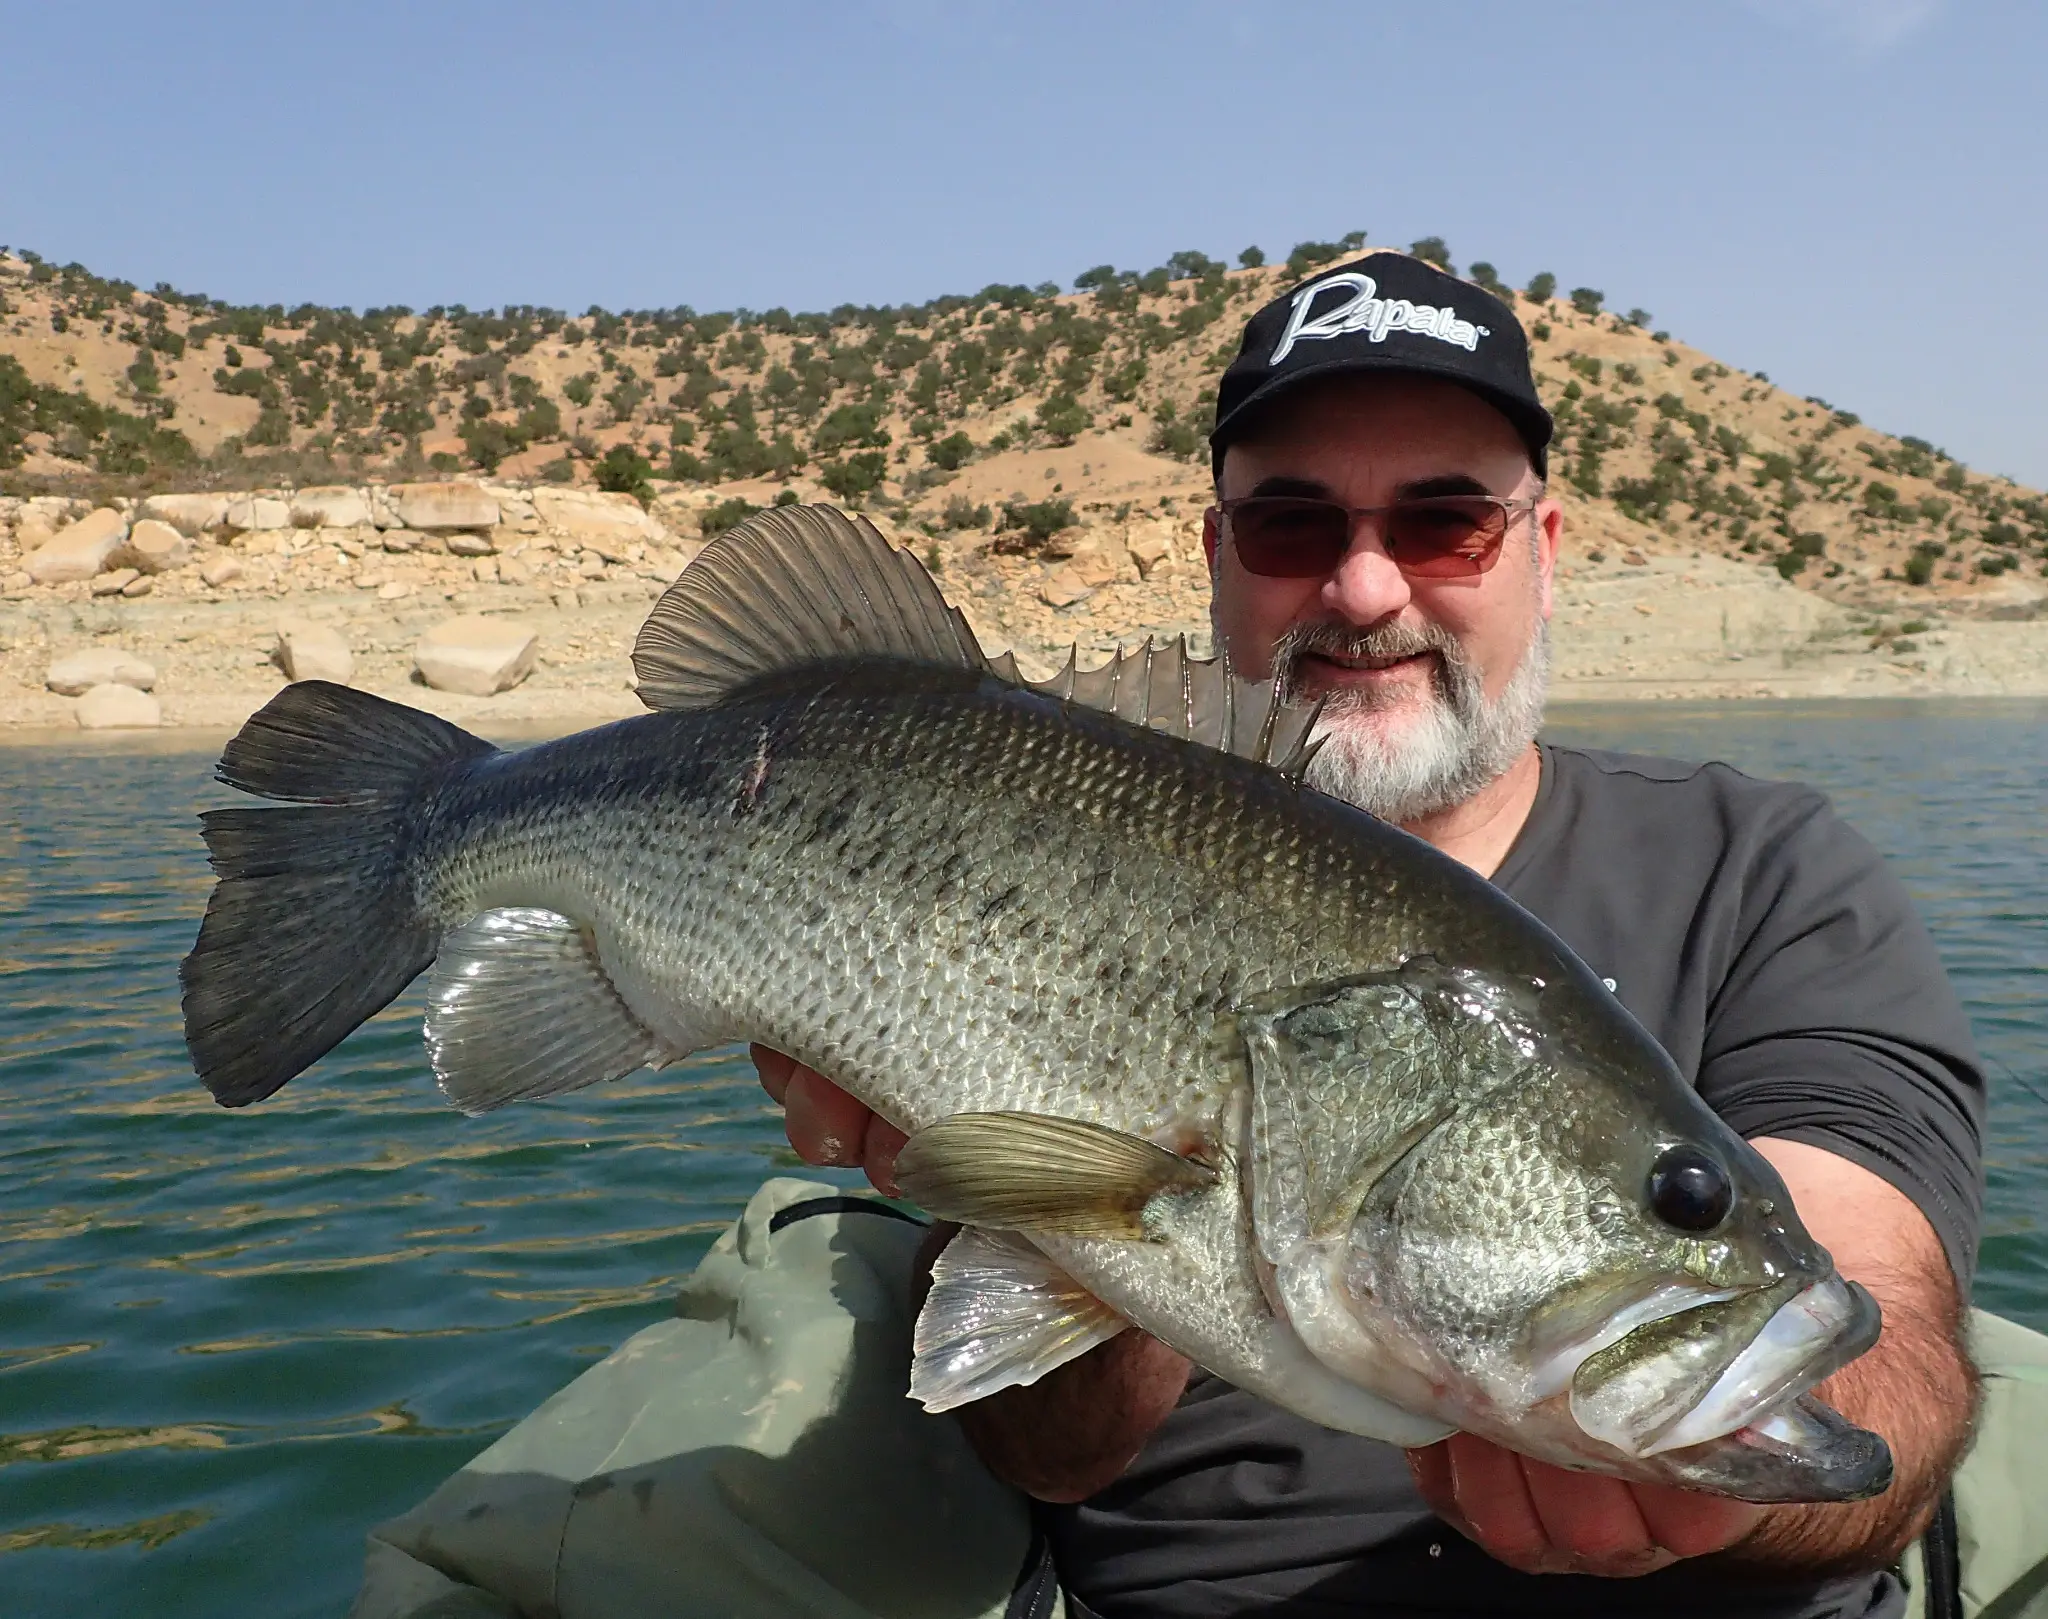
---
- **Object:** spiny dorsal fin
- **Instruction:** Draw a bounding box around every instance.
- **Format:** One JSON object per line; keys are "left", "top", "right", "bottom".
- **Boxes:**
{"left": 1029, "top": 638, "right": 1324, "bottom": 783}
{"left": 632, "top": 504, "right": 987, "bottom": 709}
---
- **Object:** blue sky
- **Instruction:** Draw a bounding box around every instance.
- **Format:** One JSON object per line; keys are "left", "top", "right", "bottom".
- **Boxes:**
{"left": 3, "top": 1, "right": 2042, "bottom": 485}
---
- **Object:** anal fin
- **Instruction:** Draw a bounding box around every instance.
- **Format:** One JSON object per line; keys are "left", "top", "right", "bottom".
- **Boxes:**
{"left": 911, "top": 1227, "right": 1128, "bottom": 1411}
{"left": 425, "top": 907, "right": 669, "bottom": 1114}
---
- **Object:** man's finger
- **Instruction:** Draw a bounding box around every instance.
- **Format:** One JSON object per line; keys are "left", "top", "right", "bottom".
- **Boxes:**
{"left": 784, "top": 1066, "right": 875, "bottom": 1168}
{"left": 1519, "top": 1456, "right": 1666, "bottom": 1572}
{"left": 751, "top": 1043, "right": 796, "bottom": 1104}
{"left": 1443, "top": 1432, "right": 1551, "bottom": 1571}
{"left": 1632, "top": 1478, "right": 1766, "bottom": 1561}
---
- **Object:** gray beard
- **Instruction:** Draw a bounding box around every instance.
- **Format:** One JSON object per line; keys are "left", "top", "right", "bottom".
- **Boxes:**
{"left": 1267, "top": 615, "right": 1552, "bottom": 825}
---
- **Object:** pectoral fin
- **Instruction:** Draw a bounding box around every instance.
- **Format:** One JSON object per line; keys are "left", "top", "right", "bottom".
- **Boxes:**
{"left": 894, "top": 1112, "right": 1217, "bottom": 1238}
{"left": 910, "top": 1227, "right": 1129, "bottom": 1411}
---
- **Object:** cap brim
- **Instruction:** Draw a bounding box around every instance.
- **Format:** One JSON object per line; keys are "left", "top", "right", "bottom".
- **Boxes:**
{"left": 1209, "top": 354, "right": 1552, "bottom": 479}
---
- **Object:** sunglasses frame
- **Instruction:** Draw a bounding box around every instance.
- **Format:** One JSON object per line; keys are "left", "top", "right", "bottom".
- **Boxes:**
{"left": 1210, "top": 493, "right": 1542, "bottom": 580}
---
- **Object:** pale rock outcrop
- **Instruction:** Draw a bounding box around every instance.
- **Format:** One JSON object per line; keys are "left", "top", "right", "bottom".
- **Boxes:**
{"left": 90, "top": 568, "right": 141, "bottom": 596}
{"left": 27, "top": 508, "right": 129, "bottom": 584}
{"left": 1039, "top": 565, "right": 1093, "bottom": 608}
{"left": 274, "top": 618, "right": 354, "bottom": 684}
{"left": 46, "top": 648, "right": 157, "bottom": 695}
{"left": 390, "top": 482, "right": 498, "bottom": 533}
{"left": 137, "top": 492, "right": 230, "bottom": 536}
{"left": 1123, "top": 520, "right": 1175, "bottom": 579}
{"left": 200, "top": 555, "right": 243, "bottom": 587}
{"left": 534, "top": 488, "right": 662, "bottom": 559}
{"left": 223, "top": 496, "right": 291, "bottom": 534}
{"left": 414, "top": 615, "right": 538, "bottom": 695}
{"left": 446, "top": 532, "right": 497, "bottom": 556}
{"left": 75, "top": 683, "right": 162, "bottom": 729}
{"left": 366, "top": 488, "right": 406, "bottom": 530}
{"left": 117, "top": 518, "right": 193, "bottom": 573}
{"left": 1065, "top": 534, "right": 1130, "bottom": 589}
{"left": 290, "top": 487, "right": 373, "bottom": 530}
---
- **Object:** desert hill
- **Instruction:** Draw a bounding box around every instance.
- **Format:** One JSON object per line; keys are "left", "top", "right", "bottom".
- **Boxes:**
{"left": 2, "top": 237, "right": 2046, "bottom": 731}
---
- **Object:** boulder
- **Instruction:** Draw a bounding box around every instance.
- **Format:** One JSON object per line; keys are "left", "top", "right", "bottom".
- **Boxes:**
{"left": 533, "top": 488, "right": 662, "bottom": 557}
{"left": 117, "top": 518, "right": 194, "bottom": 573}
{"left": 75, "top": 683, "right": 162, "bottom": 729}
{"left": 1039, "top": 565, "right": 1094, "bottom": 609}
{"left": 389, "top": 481, "right": 499, "bottom": 533}
{"left": 47, "top": 648, "right": 157, "bottom": 695}
{"left": 274, "top": 618, "right": 354, "bottom": 684}
{"left": 199, "top": 555, "right": 243, "bottom": 587}
{"left": 26, "top": 508, "right": 129, "bottom": 584}
{"left": 414, "top": 615, "right": 538, "bottom": 695}
{"left": 1124, "top": 520, "right": 1174, "bottom": 579}
{"left": 290, "top": 486, "right": 373, "bottom": 530}
{"left": 1066, "top": 534, "right": 1130, "bottom": 589}
{"left": 223, "top": 496, "right": 291, "bottom": 534}
{"left": 91, "top": 568, "right": 142, "bottom": 597}
{"left": 137, "top": 492, "right": 230, "bottom": 537}
{"left": 446, "top": 531, "right": 497, "bottom": 556}
{"left": 121, "top": 575, "right": 153, "bottom": 598}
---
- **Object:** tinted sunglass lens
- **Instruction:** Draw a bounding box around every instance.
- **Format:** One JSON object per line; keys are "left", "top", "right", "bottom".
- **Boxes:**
{"left": 1231, "top": 500, "right": 1349, "bottom": 577}
{"left": 1386, "top": 500, "right": 1505, "bottom": 578}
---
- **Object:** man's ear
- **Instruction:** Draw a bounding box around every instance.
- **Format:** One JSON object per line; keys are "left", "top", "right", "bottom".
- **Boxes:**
{"left": 1202, "top": 505, "right": 1221, "bottom": 575}
{"left": 1534, "top": 497, "right": 1563, "bottom": 620}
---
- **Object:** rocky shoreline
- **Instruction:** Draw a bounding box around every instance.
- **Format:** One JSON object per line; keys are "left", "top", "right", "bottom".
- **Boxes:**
{"left": 4, "top": 478, "right": 2046, "bottom": 743}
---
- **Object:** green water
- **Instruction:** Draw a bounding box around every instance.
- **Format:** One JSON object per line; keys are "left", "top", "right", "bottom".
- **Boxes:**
{"left": 2, "top": 701, "right": 2043, "bottom": 1616}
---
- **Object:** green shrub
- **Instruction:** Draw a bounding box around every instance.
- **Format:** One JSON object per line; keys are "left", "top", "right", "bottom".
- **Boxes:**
{"left": 429, "top": 450, "right": 461, "bottom": 473}
{"left": 1569, "top": 287, "right": 1605, "bottom": 317}
{"left": 562, "top": 372, "right": 597, "bottom": 408}
{"left": 774, "top": 487, "right": 800, "bottom": 507}
{"left": 1902, "top": 549, "right": 1935, "bottom": 586}
{"left": 820, "top": 450, "right": 888, "bottom": 502}
{"left": 929, "top": 431, "right": 975, "bottom": 471}
{"left": 1035, "top": 392, "right": 1092, "bottom": 446}
{"left": 1614, "top": 362, "right": 1641, "bottom": 386}
{"left": 1408, "top": 236, "right": 1453, "bottom": 271}
{"left": 1237, "top": 246, "right": 1265, "bottom": 269}
{"left": 666, "top": 449, "right": 706, "bottom": 482}
{"left": 995, "top": 497, "right": 1074, "bottom": 551}
{"left": 1285, "top": 241, "right": 1342, "bottom": 277}
{"left": 1073, "top": 264, "right": 1118, "bottom": 291}
{"left": 701, "top": 496, "right": 760, "bottom": 537}
{"left": 941, "top": 493, "right": 992, "bottom": 531}
{"left": 594, "top": 443, "right": 655, "bottom": 504}
{"left": 1625, "top": 307, "right": 1652, "bottom": 328}
{"left": 1525, "top": 272, "right": 1557, "bottom": 302}
{"left": 460, "top": 416, "right": 523, "bottom": 472}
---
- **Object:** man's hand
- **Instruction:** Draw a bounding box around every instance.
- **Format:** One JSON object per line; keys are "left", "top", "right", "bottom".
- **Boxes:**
{"left": 753, "top": 1044, "right": 908, "bottom": 1195}
{"left": 1406, "top": 1437, "right": 1762, "bottom": 1576}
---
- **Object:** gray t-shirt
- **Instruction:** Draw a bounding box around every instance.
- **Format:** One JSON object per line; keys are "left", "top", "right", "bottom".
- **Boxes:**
{"left": 1044, "top": 743, "right": 1986, "bottom": 1619}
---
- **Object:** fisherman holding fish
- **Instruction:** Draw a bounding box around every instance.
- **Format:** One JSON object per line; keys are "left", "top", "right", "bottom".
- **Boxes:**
{"left": 186, "top": 253, "right": 1993, "bottom": 1618}
{"left": 752, "top": 255, "right": 1985, "bottom": 1615}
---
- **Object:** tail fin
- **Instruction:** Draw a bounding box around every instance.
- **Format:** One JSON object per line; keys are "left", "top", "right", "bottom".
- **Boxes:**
{"left": 182, "top": 681, "right": 498, "bottom": 1106}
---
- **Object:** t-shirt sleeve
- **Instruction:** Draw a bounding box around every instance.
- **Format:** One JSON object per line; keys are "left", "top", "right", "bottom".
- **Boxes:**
{"left": 1694, "top": 789, "right": 1986, "bottom": 1286}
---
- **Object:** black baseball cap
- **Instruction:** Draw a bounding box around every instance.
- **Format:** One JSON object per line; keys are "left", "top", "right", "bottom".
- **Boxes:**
{"left": 1209, "top": 252, "right": 1552, "bottom": 479}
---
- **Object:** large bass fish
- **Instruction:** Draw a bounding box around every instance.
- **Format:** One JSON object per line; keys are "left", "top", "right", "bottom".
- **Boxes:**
{"left": 183, "top": 505, "right": 1889, "bottom": 1504}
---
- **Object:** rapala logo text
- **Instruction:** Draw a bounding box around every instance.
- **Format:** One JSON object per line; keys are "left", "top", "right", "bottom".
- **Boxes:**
{"left": 1269, "top": 273, "right": 1490, "bottom": 365}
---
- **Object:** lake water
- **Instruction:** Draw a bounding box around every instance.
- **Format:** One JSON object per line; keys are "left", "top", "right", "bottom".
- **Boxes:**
{"left": 2, "top": 700, "right": 2044, "bottom": 1617}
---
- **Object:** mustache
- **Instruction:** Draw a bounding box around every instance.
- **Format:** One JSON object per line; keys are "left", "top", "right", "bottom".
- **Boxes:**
{"left": 1273, "top": 619, "right": 1476, "bottom": 705}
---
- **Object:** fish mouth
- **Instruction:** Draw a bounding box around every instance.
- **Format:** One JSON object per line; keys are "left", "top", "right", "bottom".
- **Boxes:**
{"left": 1568, "top": 1275, "right": 1882, "bottom": 1460}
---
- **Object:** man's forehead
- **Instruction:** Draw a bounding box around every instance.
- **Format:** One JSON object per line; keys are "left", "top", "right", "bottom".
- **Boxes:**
{"left": 1217, "top": 376, "right": 1534, "bottom": 496}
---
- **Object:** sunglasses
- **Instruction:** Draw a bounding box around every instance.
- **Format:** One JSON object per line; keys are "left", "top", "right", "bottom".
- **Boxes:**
{"left": 1212, "top": 493, "right": 1538, "bottom": 580}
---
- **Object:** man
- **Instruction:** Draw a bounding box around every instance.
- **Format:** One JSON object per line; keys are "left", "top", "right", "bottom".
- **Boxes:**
{"left": 755, "top": 253, "right": 1983, "bottom": 1617}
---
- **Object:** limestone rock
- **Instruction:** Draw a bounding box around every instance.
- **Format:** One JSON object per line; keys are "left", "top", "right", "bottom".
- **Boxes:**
{"left": 1124, "top": 521, "right": 1174, "bottom": 579}
{"left": 2, "top": 570, "right": 30, "bottom": 594}
{"left": 118, "top": 518, "right": 194, "bottom": 573}
{"left": 1039, "top": 565, "right": 1094, "bottom": 608}
{"left": 446, "top": 531, "right": 497, "bottom": 556}
{"left": 414, "top": 615, "right": 538, "bottom": 695}
{"left": 533, "top": 488, "right": 662, "bottom": 556}
{"left": 1066, "top": 535, "right": 1130, "bottom": 589}
{"left": 26, "top": 508, "right": 129, "bottom": 583}
{"left": 121, "top": 575, "right": 153, "bottom": 598}
{"left": 290, "top": 486, "right": 373, "bottom": 530}
{"left": 75, "top": 683, "right": 162, "bottom": 729}
{"left": 389, "top": 481, "right": 499, "bottom": 532}
{"left": 91, "top": 568, "right": 142, "bottom": 597}
{"left": 200, "top": 555, "right": 243, "bottom": 587}
{"left": 274, "top": 618, "right": 354, "bottom": 684}
{"left": 223, "top": 496, "right": 291, "bottom": 534}
{"left": 47, "top": 648, "right": 157, "bottom": 695}
{"left": 137, "top": 493, "right": 230, "bottom": 536}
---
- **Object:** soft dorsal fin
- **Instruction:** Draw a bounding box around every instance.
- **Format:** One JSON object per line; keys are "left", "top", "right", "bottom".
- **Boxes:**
{"left": 1031, "top": 638, "right": 1324, "bottom": 783}
{"left": 632, "top": 504, "right": 987, "bottom": 709}
{"left": 631, "top": 502, "right": 1322, "bottom": 781}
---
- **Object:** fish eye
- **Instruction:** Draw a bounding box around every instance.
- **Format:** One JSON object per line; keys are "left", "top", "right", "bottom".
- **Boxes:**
{"left": 1647, "top": 1145, "right": 1733, "bottom": 1233}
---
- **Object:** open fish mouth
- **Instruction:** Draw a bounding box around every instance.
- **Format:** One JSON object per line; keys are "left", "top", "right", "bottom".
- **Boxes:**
{"left": 1568, "top": 1275, "right": 1882, "bottom": 1461}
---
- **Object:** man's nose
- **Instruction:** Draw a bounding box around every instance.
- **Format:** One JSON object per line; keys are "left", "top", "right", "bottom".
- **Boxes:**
{"left": 1321, "top": 524, "right": 1414, "bottom": 626}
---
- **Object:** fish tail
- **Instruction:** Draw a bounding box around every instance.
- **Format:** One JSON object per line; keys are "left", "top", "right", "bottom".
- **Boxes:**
{"left": 181, "top": 681, "right": 498, "bottom": 1107}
